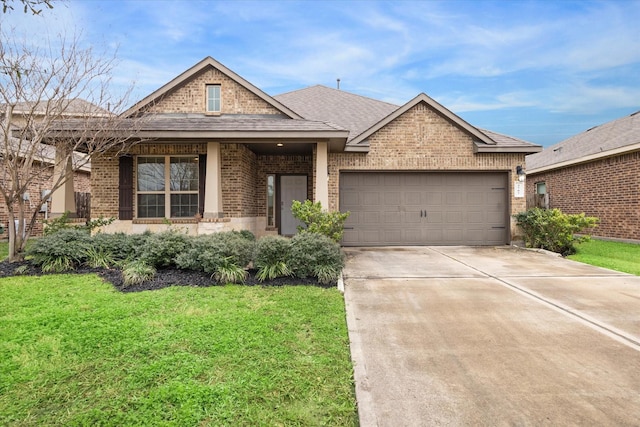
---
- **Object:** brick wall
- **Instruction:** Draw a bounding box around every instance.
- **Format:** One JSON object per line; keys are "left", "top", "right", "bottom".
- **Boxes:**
{"left": 328, "top": 102, "right": 528, "bottom": 220}
{"left": 221, "top": 143, "right": 257, "bottom": 217}
{"left": 144, "top": 67, "right": 282, "bottom": 115}
{"left": 527, "top": 150, "right": 640, "bottom": 241}
{"left": 0, "top": 166, "right": 91, "bottom": 237}
{"left": 254, "top": 154, "right": 313, "bottom": 216}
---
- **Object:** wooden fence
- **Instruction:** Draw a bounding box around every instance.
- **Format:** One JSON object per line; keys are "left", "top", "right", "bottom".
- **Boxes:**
{"left": 526, "top": 193, "right": 549, "bottom": 209}
{"left": 75, "top": 192, "right": 91, "bottom": 219}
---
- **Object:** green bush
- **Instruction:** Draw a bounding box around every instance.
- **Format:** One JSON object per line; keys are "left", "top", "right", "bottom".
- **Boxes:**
{"left": 139, "top": 230, "right": 191, "bottom": 268}
{"left": 91, "top": 232, "right": 147, "bottom": 263}
{"left": 122, "top": 260, "right": 156, "bottom": 287}
{"left": 254, "top": 236, "right": 292, "bottom": 281}
{"left": 175, "top": 232, "right": 255, "bottom": 274}
{"left": 291, "top": 200, "right": 350, "bottom": 242}
{"left": 85, "top": 247, "right": 115, "bottom": 269}
{"left": 213, "top": 256, "right": 248, "bottom": 284}
{"left": 27, "top": 228, "right": 93, "bottom": 272}
{"left": 514, "top": 208, "right": 599, "bottom": 256}
{"left": 287, "top": 232, "right": 344, "bottom": 282}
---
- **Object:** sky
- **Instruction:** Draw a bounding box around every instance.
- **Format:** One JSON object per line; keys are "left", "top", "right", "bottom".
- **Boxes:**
{"left": 2, "top": 0, "right": 640, "bottom": 147}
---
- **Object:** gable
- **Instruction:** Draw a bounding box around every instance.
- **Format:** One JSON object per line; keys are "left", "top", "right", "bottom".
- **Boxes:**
{"left": 123, "top": 57, "right": 301, "bottom": 119}
{"left": 365, "top": 101, "right": 478, "bottom": 159}
{"left": 144, "top": 66, "right": 283, "bottom": 115}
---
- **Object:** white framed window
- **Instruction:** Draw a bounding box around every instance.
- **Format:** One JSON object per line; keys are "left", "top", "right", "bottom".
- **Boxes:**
{"left": 206, "top": 84, "right": 221, "bottom": 113}
{"left": 266, "top": 174, "right": 275, "bottom": 227}
{"left": 535, "top": 182, "right": 546, "bottom": 194}
{"left": 137, "top": 156, "right": 199, "bottom": 218}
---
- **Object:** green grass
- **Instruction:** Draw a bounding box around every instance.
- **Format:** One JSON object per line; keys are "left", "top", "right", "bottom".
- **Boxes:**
{"left": 569, "top": 239, "right": 640, "bottom": 275}
{"left": 0, "top": 275, "right": 357, "bottom": 426}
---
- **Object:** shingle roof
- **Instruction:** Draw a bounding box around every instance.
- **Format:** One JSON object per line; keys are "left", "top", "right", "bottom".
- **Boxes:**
{"left": 137, "top": 114, "right": 347, "bottom": 132}
{"left": 527, "top": 110, "right": 640, "bottom": 171}
{"left": 275, "top": 85, "right": 541, "bottom": 153}
{"left": 3, "top": 99, "right": 110, "bottom": 116}
{"left": 274, "top": 85, "right": 398, "bottom": 142}
{"left": 479, "top": 128, "right": 540, "bottom": 149}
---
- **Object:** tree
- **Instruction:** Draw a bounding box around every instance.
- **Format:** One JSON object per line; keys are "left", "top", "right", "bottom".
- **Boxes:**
{"left": 0, "top": 30, "right": 143, "bottom": 261}
{"left": 1, "top": 0, "right": 53, "bottom": 15}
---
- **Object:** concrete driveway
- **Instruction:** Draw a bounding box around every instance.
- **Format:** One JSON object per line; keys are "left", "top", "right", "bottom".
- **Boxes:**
{"left": 343, "top": 246, "right": 640, "bottom": 426}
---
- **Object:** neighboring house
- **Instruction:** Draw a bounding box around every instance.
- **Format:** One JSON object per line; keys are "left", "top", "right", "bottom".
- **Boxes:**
{"left": 81, "top": 56, "right": 541, "bottom": 246}
{"left": 0, "top": 100, "right": 96, "bottom": 237}
{"left": 526, "top": 111, "right": 640, "bottom": 242}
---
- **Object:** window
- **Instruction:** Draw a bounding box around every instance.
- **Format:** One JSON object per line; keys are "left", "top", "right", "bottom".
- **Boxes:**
{"left": 535, "top": 182, "right": 546, "bottom": 194}
{"left": 206, "top": 84, "right": 221, "bottom": 113}
{"left": 137, "top": 156, "right": 199, "bottom": 218}
{"left": 266, "top": 174, "right": 275, "bottom": 227}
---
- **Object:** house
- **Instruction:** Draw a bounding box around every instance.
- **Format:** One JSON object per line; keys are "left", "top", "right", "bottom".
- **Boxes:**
{"left": 0, "top": 100, "right": 95, "bottom": 237}
{"left": 526, "top": 111, "right": 640, "bottom": 242}
{"left": 56, "top": 56, "right": 541, "bottom": 245}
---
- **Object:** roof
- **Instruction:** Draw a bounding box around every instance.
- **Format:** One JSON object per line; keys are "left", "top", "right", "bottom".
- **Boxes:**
{"left": 276, "top": 87, "right": 541, "bottom": 153}
{"left": 477, "top": 128, "right": 543, "bottom": 153}
{"left": 274, "top": 85, "right": 398, "bottom": 142}
{"left": 123, "top": 56, "right": 302, "bottom": 120}
{"left": 527, "top": 110, "right": 640, "bottom": 173}
{"left": 3, "top": 99, "right": 110, "bottom": 117}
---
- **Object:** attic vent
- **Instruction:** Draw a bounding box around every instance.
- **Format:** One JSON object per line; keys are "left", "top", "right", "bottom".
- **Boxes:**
{"left": 553, "top": 147, "right": 562, "bottom": 153}
{"left": 586, "top": 125, "right": 598, "bottom": 132}
{"left": 631, "top": 110, "right": 640, "bottom": 117}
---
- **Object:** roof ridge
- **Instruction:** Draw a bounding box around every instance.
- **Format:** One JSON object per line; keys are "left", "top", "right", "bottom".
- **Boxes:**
{"left": 276, "top": 85, "right": 400, "bottom": 108}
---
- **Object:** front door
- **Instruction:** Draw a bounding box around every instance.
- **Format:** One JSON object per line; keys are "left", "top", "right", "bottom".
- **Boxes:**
{"left": 280, "top": 175, "right": 307, "bottom": 236}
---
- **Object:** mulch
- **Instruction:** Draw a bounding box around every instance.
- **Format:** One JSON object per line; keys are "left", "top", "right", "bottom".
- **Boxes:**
{"left": 0, "top": 261, "right": 333, "bottom": 292}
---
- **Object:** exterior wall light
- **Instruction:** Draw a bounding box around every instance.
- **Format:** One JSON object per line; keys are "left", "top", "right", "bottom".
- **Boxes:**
{"left": 516, "top": 165, "right": 526, "bottom": 182}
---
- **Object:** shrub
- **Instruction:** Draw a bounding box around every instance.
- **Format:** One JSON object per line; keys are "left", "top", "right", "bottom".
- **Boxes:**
{"left": 291, "top": 200, "right": 350, "bottom": 243}
{"left": 91, "top": 232, "right": 146, "bottom": 263}
{"left": 175, "top": 232, "right": 255, "bottom": 274}
{"left": 85, "top": 247, "right": 115, "bottom": 269}
{"left": 122, "top": 260, "right": 156, "bottom": 287}
{"left": 514, "top": 208, "right": 599, "bottom": 256}
{"left": 213, "top": 256, "right": 248, "bottom": 284}
{"left": 28, "top": 228, "right": 93, "bottom": 272}
{"left": 254, "top": 236, "right": 292, "bottom": 281}
{"left": 287, "top": 232, "right": 344, "bottom": 281}
{"left": 139, "top": 230, "right": 191, "bottom": 268}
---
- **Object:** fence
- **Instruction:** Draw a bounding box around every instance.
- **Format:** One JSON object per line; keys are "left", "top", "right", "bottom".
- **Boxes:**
{"left": 526, "top": 193, "right": 549, "bottom": 209}
{"left": 75, "top": 192, "right": 91, "bottom": 219}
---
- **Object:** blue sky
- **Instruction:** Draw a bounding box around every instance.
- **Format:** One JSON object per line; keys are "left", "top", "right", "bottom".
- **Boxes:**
{"left": 3, "top": 0, "right": 640, "bottom": 147}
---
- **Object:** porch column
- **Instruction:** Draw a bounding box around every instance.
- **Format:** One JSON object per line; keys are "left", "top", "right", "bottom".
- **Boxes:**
{"left": 203, "top": 141, "right": 223, "bottom": 218}
{"left": 315, "top": 141, "right": 329, "bottom": 209}
{"left": 50, "top": 147, "right": 76, "bottom": 218}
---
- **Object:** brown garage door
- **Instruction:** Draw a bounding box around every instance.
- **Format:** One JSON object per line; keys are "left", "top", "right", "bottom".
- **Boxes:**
{"left": 340, "top": 172, "right": 508, "bottom": 246}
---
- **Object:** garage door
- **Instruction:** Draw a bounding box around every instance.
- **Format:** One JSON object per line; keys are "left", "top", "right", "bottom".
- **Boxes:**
{"left": 340, "top": 172, "right": 508, "bottom": 246}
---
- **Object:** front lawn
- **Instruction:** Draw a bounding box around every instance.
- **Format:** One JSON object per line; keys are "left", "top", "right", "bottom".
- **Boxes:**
{"left": 0, "top": 274, "right": 357, "bottom": 426}
{"left": 569, "top": 239, "right": 640, "bottom": 276}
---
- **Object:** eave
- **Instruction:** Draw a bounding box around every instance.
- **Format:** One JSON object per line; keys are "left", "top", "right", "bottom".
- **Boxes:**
{"left": 473, "top": 141, "right": 543, "bottom": 154}
{"left": 528, "top": 142, "right": 640, "bottom": 174}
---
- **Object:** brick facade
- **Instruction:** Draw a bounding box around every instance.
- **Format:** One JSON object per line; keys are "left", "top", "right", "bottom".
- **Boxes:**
{"left": 328, "top": 103, "right": 528, "bottom": 228}
{"left": 527, "top": 150, "right": 640, "bottom": 241}
{"left": 144, "top": 67, "right": 282, "bottom": 116}
{"left": 0, "top": 167, "right": 90, "bottom": 237}
{"left": 90, "top": 62, "right": 534, "bottom": 242}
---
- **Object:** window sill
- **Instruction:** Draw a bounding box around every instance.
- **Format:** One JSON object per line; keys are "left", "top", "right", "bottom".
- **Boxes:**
{"left": 133, "top": 218, "right": 200, "bottom": 224}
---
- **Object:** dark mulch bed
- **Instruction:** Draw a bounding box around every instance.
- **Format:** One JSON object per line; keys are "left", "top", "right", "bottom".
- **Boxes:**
{"left": 0, "top": 260, "right": 333, "bottom": 292}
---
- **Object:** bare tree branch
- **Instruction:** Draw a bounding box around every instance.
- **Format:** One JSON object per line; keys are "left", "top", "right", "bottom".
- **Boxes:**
{"left": 0, "top": 28, "right": 146, "bottom": 261}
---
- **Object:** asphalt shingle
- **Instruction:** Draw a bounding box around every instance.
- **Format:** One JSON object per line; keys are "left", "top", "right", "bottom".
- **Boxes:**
{"left": 527, "top": 111, "right": 640, "bottom": 170}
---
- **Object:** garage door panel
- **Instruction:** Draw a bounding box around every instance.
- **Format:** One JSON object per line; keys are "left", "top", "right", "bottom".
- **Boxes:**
{"left": 384, "top": 192, "right": 401, "bottom": 205}
{"left": 340, "top": 172, "right": 508, "bottom": 246}
{"left": 383, "top": 174, "right": 401, "bottom": 186}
